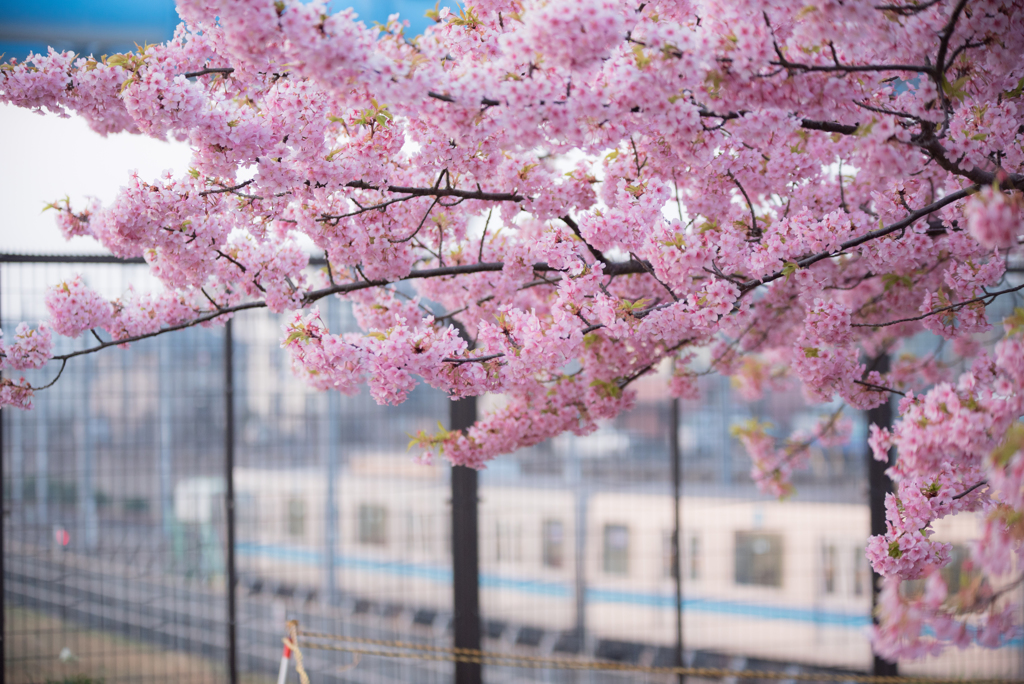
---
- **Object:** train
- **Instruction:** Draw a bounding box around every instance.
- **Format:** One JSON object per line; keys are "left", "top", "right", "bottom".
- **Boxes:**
{"left": 174, "top": 452, "right": 1021, "bottom": 678}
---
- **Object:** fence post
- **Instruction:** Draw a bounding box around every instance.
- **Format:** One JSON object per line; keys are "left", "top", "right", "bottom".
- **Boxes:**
{"left": 159, "top": 336, "right": 174, "bottom": 542}
{"left": 323, "top": 388, "right": 340, "bottom": 607}
{"left": 450, "top": 393, "right": 480, "bottom": 684}
{"left": 35, "top": 394, "right": 48, "bottom": 532}
{"left": 670, "top": 397, "right": 685, "bottom": 684}
{"left": 78, "top": 356, "right": 98, "bottom": 552}
{"left": 569, "top": 436, "right": 587, "bottom": 652}
{"left": 224, "top": 317, "right": 239, "bottom": 684}
{"left": 867, "top": 353, "right": 897, "bottom": 677}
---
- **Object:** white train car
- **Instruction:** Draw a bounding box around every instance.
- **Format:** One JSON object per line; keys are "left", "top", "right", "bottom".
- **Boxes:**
{"left": 188, "top": 456, "right": 1020, "bottom": 678}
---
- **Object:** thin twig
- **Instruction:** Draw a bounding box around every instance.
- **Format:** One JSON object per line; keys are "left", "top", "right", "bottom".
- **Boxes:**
{"left": 851, "top": 282, "right": 1024, "bottom": 329}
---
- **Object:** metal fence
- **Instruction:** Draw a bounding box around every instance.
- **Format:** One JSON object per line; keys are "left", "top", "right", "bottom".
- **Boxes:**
{"left": 2, "top": 255, "right": 1021, "bottom": 684}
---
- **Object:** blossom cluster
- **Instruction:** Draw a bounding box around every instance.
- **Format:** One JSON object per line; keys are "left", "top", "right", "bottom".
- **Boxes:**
{"left": 2, "top": 0, "right": 1024, "bottom": 658}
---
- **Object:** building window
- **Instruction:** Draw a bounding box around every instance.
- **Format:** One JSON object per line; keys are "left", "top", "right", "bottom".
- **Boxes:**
{"left": 822, "top": 542, "right": 837, "bottom": 594}
{"left": 735, "top": 531, "right": 783, "bottom": 587}
{"left": 358, "top": 504, "right": 388, "bottom": 546}
{"left": 287, "top": 499, "right": 305, "bottom": 539}
{"left": 603, "top": 524, "right": 629, "bottom": 576}
{"left": 542, "top": 519, "right": 564, "bottom": 568}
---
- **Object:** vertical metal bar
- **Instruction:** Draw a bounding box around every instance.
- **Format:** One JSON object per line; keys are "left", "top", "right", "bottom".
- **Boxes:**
{"left": 79, "top": 357, "right": 98, "bottom": 552}
{"left": 867, "top": 354, "right": 897, "bottom": 677}
{"left": 10, "top": 414, "right": 22, "bottom": 529}
{"left": 224, "top": 318, "right": 239, "bottom": 684}
{"left": 35, "top": 395, "right": 48, "bottom": 531}
{"left": 569, "top": 438, "right": 587, "bottom": 651}
{"left": 450, "top": 394, "right": 480, "bottom": 684}
{"left": 670, "top": 397, "right": 685, "bottom": 684}
{"left": 323, "top": 388, "right": 339, "bottom": 607}
{"left": 159, "top": 336, "right": 174, "bottom": 541}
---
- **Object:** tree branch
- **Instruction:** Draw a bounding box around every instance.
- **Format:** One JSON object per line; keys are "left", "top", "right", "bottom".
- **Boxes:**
{"left": 183, "top": 67, "right": 235, "bottom": 79}
{"left": 742, "top": 185, "right": 978, "bottom": 291}
{"left": 851, "top": 282, "right": 1024, "bottom": 329}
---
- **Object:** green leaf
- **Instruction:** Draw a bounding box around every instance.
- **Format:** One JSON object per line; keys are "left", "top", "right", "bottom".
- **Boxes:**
{"left": 781, "top": 261, "right": 800, "bottom": 281}
{"left": 941, "top": 74, "right": 969, "bottom": 101}
{"left": 1006, "top": 76, "right": 1024, "bottom": 99}
{"left": 1004, "top": 307, "right": 1024, "bottom": 336}
{"left": 853, "top": 117, "right": 876, "bottom": 137}
{"left": 802, "top": 347, "right": 820, "bottom": 358}
{"left": 993, "top": 423, "right": 1024, "bottom": 468}
{"left": 589, "top": 378, "right": 623, "bottom": 399}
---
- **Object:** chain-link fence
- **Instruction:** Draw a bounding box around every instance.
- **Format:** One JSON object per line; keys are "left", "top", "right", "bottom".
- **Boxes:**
{"left": 3, "top": 256, "right": 1021, "bottom": 684}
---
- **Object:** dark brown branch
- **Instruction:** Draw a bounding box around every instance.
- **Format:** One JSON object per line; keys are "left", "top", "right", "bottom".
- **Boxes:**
{"left": 741, "top": 185, "right": 978, "bottom": 291}
{"left": 442, "top": 353, "right": 504, "bottom": 365}
{"left": 934, "top": 0, "right": 970, "bottom": 81}
{"left": 874, "top": 0, "right": 943, "bottom": 16}
{"left": 800, "top": 119, "right": 859, "bottom": 136}
{"left": 50, "top": 258, "right": 648, "bottom": 362}
{"left": 52, "top": 305, "right": 253, "bottom": 361}
{"left": 727, "top": 171, "right": 760, "bottom": 240}
{"left": 854, "top": 379, "right": 906, "bottom": 397}
{"left": 427, "top": 90, "right": 501, "bottom": 108}
{"left": 199, "top": 180, "right": 254, "bottom": 197}
{"left": 339, "top": 180, "right": 525, "bottom": 205}
{"left": 183, "top": 67, "right": 235, "bottom": 78}
{"left": 560, "top": 215, "right": 609, "bottom": 265}
{"left": 851, "top": 282, "right": 1024, "bottom": 329}
{"left": 952, "top": 480, "right": 988, "bottom": 501}
{"left": 29, "top": 358, "right": 68, "bottom": 391}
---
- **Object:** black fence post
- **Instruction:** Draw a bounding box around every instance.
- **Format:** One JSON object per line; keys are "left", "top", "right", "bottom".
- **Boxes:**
{"left": 670, "top": 397, "right": 685, "bottom": 684}
{"left": 224, "top": 317, "right": 239, "bottom": 684}
{"left": 450, "top": 393, "right": 480, "bottom": 684}
{"left": 867, "top": 353, "right": 898, "bottom": 677}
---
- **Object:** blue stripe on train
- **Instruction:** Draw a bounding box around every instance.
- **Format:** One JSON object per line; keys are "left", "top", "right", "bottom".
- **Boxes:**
{"left": 236, "top": 542, "right": 867, "bottom": 626}
{"left": 236, "top": 541, "right": 1023, "bottom": 647}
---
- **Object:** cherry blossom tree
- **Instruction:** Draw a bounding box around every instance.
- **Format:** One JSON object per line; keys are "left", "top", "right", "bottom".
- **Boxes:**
{"left": 2, "top": 0, "right": 1023, "bottom": 659}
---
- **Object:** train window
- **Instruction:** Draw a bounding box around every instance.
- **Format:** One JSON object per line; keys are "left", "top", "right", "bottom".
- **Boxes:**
{"left": 287, "top": 499, "right": 305, "bottom": 539}
{"left": 603, "top": 524, "right": 630, "bottom": 576}
{"left": 542, "top": 519, "right": 564, "bottom": 568}
{"left": 853, "top": 546, "right": 869, "bottom": 597}
{"left": 662, "top": 532, "right": 675, "bottom": 579}
{"left": 358, "top": 504, "right": 388, "bottom": 546}
{"left": 901, "top": 544, "right": 978, "bottom": 598}
{"left": 236, "top": 493, "right": 257, "bottom": 538}
{"left": 735, "top": 531, "right": 783, "bottom": 587}
{"left": 496, "top": 521, "right": 523, "bottom": 563}
{"left": 688, "top": 534, "right": 701, "bottom": 581}
{"left": 821, "top": 543, "right": 837, "bottom": 594}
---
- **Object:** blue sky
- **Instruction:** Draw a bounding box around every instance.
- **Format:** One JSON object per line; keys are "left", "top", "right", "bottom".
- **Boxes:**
{"left": 0, "top": 0, "right": 438, "bottom": 60}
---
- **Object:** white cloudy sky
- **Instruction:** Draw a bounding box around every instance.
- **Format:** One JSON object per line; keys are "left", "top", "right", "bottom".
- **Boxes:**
{"left": 0, "top": 103, "right": 191, "bottom": 255}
